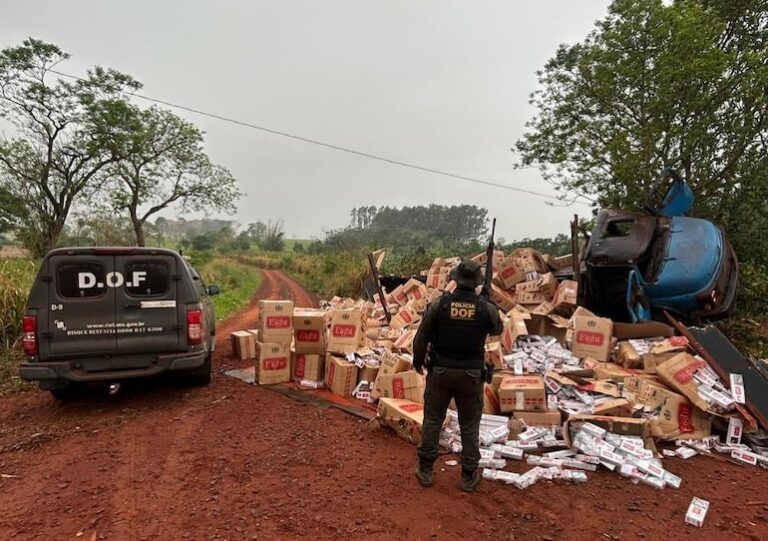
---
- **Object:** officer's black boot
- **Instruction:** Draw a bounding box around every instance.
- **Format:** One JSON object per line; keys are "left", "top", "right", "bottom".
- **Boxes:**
{"left": 460, "top": 468, "right": 481, "bottom": 492}
{"left": 416, "top": 459, "right": 435, "bottom": 487}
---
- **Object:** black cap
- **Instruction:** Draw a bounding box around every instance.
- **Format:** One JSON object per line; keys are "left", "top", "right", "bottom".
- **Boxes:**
{"left": 450, "top": 259, "right": 483, "bottom": 289}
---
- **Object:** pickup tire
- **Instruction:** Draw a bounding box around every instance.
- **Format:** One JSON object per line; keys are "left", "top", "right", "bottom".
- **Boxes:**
{"left": 186, "top": 353, "right": 212, "bottom": 386}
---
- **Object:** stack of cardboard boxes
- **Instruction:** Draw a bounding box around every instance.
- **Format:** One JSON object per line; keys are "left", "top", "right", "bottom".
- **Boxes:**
{"left": 254, "top": 300, "right": 293, "bottom": 385}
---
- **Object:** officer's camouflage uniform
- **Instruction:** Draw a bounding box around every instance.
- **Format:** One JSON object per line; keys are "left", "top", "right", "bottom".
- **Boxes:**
{"left": 412, "top": 261, "right": 503, "bottom": 491}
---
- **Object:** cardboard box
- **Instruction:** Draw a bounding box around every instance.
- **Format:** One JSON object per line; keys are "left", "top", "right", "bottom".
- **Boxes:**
{"left": 373, "top": 370, "right": 425, "bottom": 403}
{"left": 537, "top": 273, "right": 558, "bottom": 298}
{"left": 517, "top": 291, "right": 550, "bottom": 305}
{"left": 327, "top": 309, "right": 364, "bottom": 354}
{"left": 591, "top": 398, "right": 639, "bottom": 417}
{"left": 393, "top": 329, "right": 417, "bottom": 354}
{"left": 377, "top": 398, "right": 425, "bottom": 444}
{"left": 378, "top": 352, "right": 411, "bottom": 377}
{"left": 527, "top": 309, "right": 569, "bottom": 344}
{"left": 571, "top": 314, "right": 614, "bottom": 361}
{"left": 592, "top": 362, "right": 641, "bottom": 382}
{"left": 497, "top": 257, "right": 526, "bottom": 289}
{"left": 490, "top": 284, "right": 517, "bottom": 312}
{"left": 552, "top": 254, "right": 573, "bottom": 270}
{"left": 358, "top": 364, "right": 379, "bottom": 385}
{"left": 498, "top": 375, "right": 546, "bottom": 413}
{"left": 656, "top": 353, "right": 712, "bottom": 412}
{"left": 324, "top": 354, "right": 359, "bottom": 397}
{"left": 513, "top": 248, "right": 548, "bottom": 274}
{"left": 648, "top": 390, "right": 712, "bottom": 441}
{"left": 512, "top": 411, "right": 562, "bottom": 427}
{"left": 500, "top": 311, "right": 530, "bottom": 353}
{"left": 552, "top": 280, "right": 578, "bottom": 315}
{"left": 258, "top": 300, "right": 294, "bottom": 343}
{"left": 291, "top": 352, "right": 324, "bottom": 382}
{"left": 563, "top": 414, "right": 654, "bottom": 451}
{"left": 484, "top": 341, "right": 504, "bottom": 370}
{"left": 255, "top": 341, "right": 291, "bottom": 385}
{"left": 492, "top": 369, "right": 516, "bottom": 392}
{"left": 390, "top": 305, "right": 421, "bottom": 330}
{"left": 617, "top": 341, "right": 642, "bottom": 369}
{"left": 483, "top": 384, "right": 501, "bottom": 415}
{"left": 292, "top": 308, "right": 326, "bottom": 354}
{"left": 403, "top": 278, "right": 428, "bottom": 303}
{"left": 643, "top": 338, "right": 688, "bottom": 373}
{"left": 231, "top": 330, "right": 257, "bottom": 360}
{"left": 426, "top": 259, "right": 446, "bottom": 289}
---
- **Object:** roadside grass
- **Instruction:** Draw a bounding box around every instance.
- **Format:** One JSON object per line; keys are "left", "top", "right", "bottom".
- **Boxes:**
{"left": 198, "top": 257, "right": 262, "bottom": 321}
{"left": 0, "top": 258, "right": 38, "bottom": 395}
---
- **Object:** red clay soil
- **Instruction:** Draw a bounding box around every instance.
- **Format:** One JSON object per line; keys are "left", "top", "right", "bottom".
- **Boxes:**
{"left": 1, "top": 269, "right": 767, "bottom": 541}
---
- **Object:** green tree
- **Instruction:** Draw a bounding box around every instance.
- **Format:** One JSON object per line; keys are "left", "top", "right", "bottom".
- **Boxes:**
{"left": 108, "top": 105, "right": 241, "bottom": 246}
{"left": 0, "top": 38, "right": 141, "bottom": 256}
{"left": 515, "top": 0, "right": 768, "bottom": 264}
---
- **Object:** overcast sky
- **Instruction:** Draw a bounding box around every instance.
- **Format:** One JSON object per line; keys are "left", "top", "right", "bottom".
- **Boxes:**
{"left": 1, "top": 0, "right": 611, "bottom": 242}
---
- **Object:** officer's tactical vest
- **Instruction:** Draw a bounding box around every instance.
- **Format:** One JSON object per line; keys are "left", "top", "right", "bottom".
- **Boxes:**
{"left": 431, "top": 288, "right": 492, "bottom": 369}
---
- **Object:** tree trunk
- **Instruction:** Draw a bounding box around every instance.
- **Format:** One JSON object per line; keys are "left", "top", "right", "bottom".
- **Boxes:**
{"left": 130, "top": 211, "right": 145, "bottom": 247}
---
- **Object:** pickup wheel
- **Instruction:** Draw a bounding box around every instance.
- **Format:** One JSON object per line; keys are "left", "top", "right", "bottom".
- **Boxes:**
{"left": 186, "top": 353, "right": 212, "bottom": 386}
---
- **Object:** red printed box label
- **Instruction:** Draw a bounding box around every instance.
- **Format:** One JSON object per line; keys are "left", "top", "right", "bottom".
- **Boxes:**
{"left": 673, "top": 361, "right": 704, "bottom": 384}
{"left": 678, "top": 402, "right": 694, "bottom": 433}
{"left": 295, "top": 355, "right": 306, "bottom": 378}
{"left": 332, "top": 324, "right": 357, "bottom": 338}
{"left": 296, "top": 330, "right": 320, "bottom": 343}
{"left": 401, "top": 404, "right": 423, "bottom": 413}
{"left": 576, "top": 331, "right": 605, "bottom": 346}
{"left": 501, "top": 266, "right": 519, "bottom": 279}
{"left": 266, "top": 316, "right": 291, "bottom": 329}
{"left": 263, "top": 357, "right": 288, "bottom": 371}
{"left": 392, "top": 377, "right": 405, "bottom": 398}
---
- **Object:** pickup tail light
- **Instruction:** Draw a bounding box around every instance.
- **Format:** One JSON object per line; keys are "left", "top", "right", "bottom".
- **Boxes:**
{"left": 187, "top": 309, "right": 203, "bottom": 346}
{"left": 22, "top": 315, "right": 38, "bottom": 356}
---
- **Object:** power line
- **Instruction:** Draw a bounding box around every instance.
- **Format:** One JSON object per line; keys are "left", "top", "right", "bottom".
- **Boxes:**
{"left": 50, "top": 68, "right": 587, "bottom": 205}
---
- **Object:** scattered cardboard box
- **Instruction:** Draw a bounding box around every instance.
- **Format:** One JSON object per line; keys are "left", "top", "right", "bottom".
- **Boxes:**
{"left": 572, "top": 314, "right": 614, "bottom": 362}
{"left": 325, "top": 354, "right": 359, "bottom": 396}
{"left": 231, "top": 331, "right": 257, "bottom": 360}
{"left": 377, "top": 398, "right": 426, "bottom": 444}
{"left": 499, "top": 375, "right": 546, "bottom": 413}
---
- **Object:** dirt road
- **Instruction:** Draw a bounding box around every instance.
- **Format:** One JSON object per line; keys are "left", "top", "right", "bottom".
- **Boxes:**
{"left": 1, "top": 269, "right": 767, "bottom": 541}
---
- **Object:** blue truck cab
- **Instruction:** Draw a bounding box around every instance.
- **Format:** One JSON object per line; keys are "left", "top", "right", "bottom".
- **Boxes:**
{"left": 580, "top": 175, "right": 738, "bottom": 323}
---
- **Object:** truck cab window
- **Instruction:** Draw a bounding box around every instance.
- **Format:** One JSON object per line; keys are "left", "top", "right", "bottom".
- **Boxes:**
{"left": 56, "top": 262, "right": 107, "bottom": 298}
{"left": 125, "top": 262, "right": 170, "bottom": 297}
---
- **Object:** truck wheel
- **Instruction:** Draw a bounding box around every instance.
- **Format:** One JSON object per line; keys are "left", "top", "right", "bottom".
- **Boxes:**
{"left": 50, "top": 383, "right": 86, "bottom": 402}
{"left": 187, "top": 354, "right": 212, "bottom": 386}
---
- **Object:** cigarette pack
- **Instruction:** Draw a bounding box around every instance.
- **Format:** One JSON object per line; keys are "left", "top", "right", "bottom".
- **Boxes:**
{"left": 685, "top": 497, "right": 710, "bottom": 527}
{"left": 726, "top": 417, "right": 743, "bottom": 446}
{"left": 675, "top": 447, "right": 699, "bottom": 459}
{"left": 731, "top": 449, "right": 759, "bottom": 466}
{"left": 729, "top": 373, "right": 746, "bottom": 404}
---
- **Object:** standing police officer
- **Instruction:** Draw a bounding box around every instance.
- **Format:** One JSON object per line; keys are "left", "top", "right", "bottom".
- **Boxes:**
{"left": 412, "top": 260, "right": 503, "bottom": 492}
